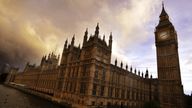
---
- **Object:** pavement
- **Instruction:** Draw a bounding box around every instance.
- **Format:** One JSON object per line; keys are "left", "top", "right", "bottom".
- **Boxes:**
{"left": 0, "top": 84, "right": 63, "bottom": 108}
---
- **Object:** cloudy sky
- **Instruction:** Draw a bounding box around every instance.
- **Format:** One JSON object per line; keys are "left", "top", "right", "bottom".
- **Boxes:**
{"left": 0, "top": 0, "right": 191, "bottom": 94}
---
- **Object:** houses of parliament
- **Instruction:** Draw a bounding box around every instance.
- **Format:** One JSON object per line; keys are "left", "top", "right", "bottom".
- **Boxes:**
{"left": 6, "top": 4, "right": 185, "bottom": 108}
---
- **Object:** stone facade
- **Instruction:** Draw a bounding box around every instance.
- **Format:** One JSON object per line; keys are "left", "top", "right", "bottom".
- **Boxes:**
{"left": 9, "top": 5, "right": 184, "bottom": 108}
{"left": 155, "top": 4, "right": 184, "bottom": 108}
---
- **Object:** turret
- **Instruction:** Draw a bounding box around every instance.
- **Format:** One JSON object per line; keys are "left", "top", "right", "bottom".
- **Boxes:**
{"left": 130, "top": 66, "right": 133, "bottom": 72}
{"left": 109, "top": 32, "right": 112, "bottom": 50}
{"left": 71, "top": 35, "right": 75, "bottom": 46}
{"left": 95, "top": 23, "right": 99, "bottom": 36}
{"left": 115, "top": 59, "right": 117, "bottom": 66}
{"left": 64, "top": 39, "right": 68, "bottom": 50}
{"left": 150, "top": 74, "right": 153, "bottom": 79}
{"left": 120, "top": 61, "right": 123, "bottom": 68}
{"left": 145, "top": 69, "right": 149, "bottom": 78}
{"left": 103, "top": 35, "right": 105, "bottom": 41}
{"left": 40, "top": 55, "right": 45, "bottom": 66}
{"left": 48, "top": 53, "right": 51, "bottom": 59}
{"left": 83, "top": 28, "right": 88, "bottom": 46}
{"left": 125, "top": 64, "right": 128, "bottom": 70}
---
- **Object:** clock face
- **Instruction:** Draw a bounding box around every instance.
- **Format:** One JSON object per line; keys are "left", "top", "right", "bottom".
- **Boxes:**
{"left": 159, "top": 31, "right": 169, "bottom": 40}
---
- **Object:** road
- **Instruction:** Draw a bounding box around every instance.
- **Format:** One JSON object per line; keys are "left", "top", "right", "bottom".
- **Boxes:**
{"left": 0, "top": 84, "right": 63, "bottom": 108}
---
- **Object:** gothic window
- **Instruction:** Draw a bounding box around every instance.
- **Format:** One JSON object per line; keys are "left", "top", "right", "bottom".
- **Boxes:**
{"left": 82, "top": 65, "right": 87, "bottom": 76}
{"left": 92, "top": 84, "right": 97, "bottom": 96}
{"left": 80, "top": 82, "right": 86, "bottom": 94}
{"left": 115, "top": 88, "right": 119, "bottom": 98}
{"left": 100, "top": 86, "right": 105, "bottom": 96}
{"left": 68, "top": 82, "right": 71, "bottom": 92}
{"left": 102, "top": 67, "right": 106, "bottom": 81}
{"left": 108, "top": 87, "right": 113, "bottom": 97}
{"left": 92, "top": 101, "right": 95, "bottom": 105}
{"left": 72, "top": 68, "right": 75, "bottom": 77}
{"left": 94, "top": 65, "right": 98, "bottom": 79}
{"left": 60, "top": 70, "right": 64, "bottom": 77}
{"left": 110, "top": 71, "right": 114, "bottom": 82}
{"left": 73, "top": 82, "right": 76, "bottom": 92}
{"left": 127, "top": 90, "right": 130, "bottom": 99}
{"left": 69, "top": 82, "right": 73, "bottom": 92}
{"left": 76, "top": 67, "right": 79, "bottom": 77}
{"left": 121, "top": 89, "right": 125, "bottom": 99}
{"left": 132, "top": 91, "right": 134, "bottom": 100}
{"left": 68, "top": 68, "right": 71, "bottom": 77}
{"left": 108, "top": 87, "right": 111, "bottom": 97}
{"left": 111, "top": 87, "right": 113, "bottom": 97}
{"left": 65, "top": 81, "right": 68, "bottom": 91}
{"left": 113, "top": 71, "right": 115, "bottom": 83}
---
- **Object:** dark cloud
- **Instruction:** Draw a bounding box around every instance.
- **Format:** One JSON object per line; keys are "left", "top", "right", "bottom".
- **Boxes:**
{"left": 0, "top": 0, "right": 159, "bottom": 68}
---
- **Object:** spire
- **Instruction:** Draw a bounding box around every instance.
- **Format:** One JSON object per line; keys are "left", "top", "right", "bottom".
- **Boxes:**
{"left": 115, "top": 58, "right": 117, "bottom": 66}
{"left": 85, "top": 28, "right": 88, "bottom": 36}
{"left": 160, "top": 2, "right": 167, "bottom": 16}
{"left": 44, "top": 55, "right": 47, "bottom": 60}
{"left": 58, "top": 54, "right": 60, "bottom": 59}
{"left": 103, "top": 34, "right": 105, "bottom": 41}
{"left": 156, "top": 2, "right": 172, "bottom": 29}
{"left": 109, "top": 32, "right": 112, "bottom": 39}
{"left": 120, "top": 61, "right": 123, "bottom": 68}
{"left": 48, "top": 53, "right": 51, "bottom": 59}
{"left": 41, "top": 55, "right": 45, "bottom": 65}
{"left": 150, "top": 74, "right": 153, "bottom": 79}
{"left": 64, "top": 39, "right": 68, "bottom": 50}
{"left": 126, "top": 64, "right": 128, "bottom": 70}
{"left": 134, "top": 68, "right": 137, "bottom": 74}
{"left": 145, "top": 68, "right": 149, "bottom": 78}
{"left": 95, "top": 23, "right": 99, "bottom": 36}
{"left": 138, "top": 70, "right": 140, "bottom": 76}
{"left": 71, "top": 34, "right": 75, "bottom": 45}
{"left": 83, "top": 28, "right": 88, "bottom": 46}
{"left": 130, "top": 66, "right": 133, "bottom": 72}
{"left": 109, "top": 32, "right": 113, "bottom": 50}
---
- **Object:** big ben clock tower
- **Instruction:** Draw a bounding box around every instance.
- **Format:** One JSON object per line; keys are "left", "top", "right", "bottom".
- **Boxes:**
{"left": 155, "top": 3, "right": 184, "bottom": 108}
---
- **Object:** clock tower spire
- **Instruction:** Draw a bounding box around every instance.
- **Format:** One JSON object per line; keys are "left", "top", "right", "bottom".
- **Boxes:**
{"left": 155, "top": 3, "right": 184, "bottom": 108}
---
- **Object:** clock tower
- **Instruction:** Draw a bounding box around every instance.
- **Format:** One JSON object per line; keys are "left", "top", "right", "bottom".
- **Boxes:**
{"left": 155, "top": 4, "right": 184, "bottom": 108}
